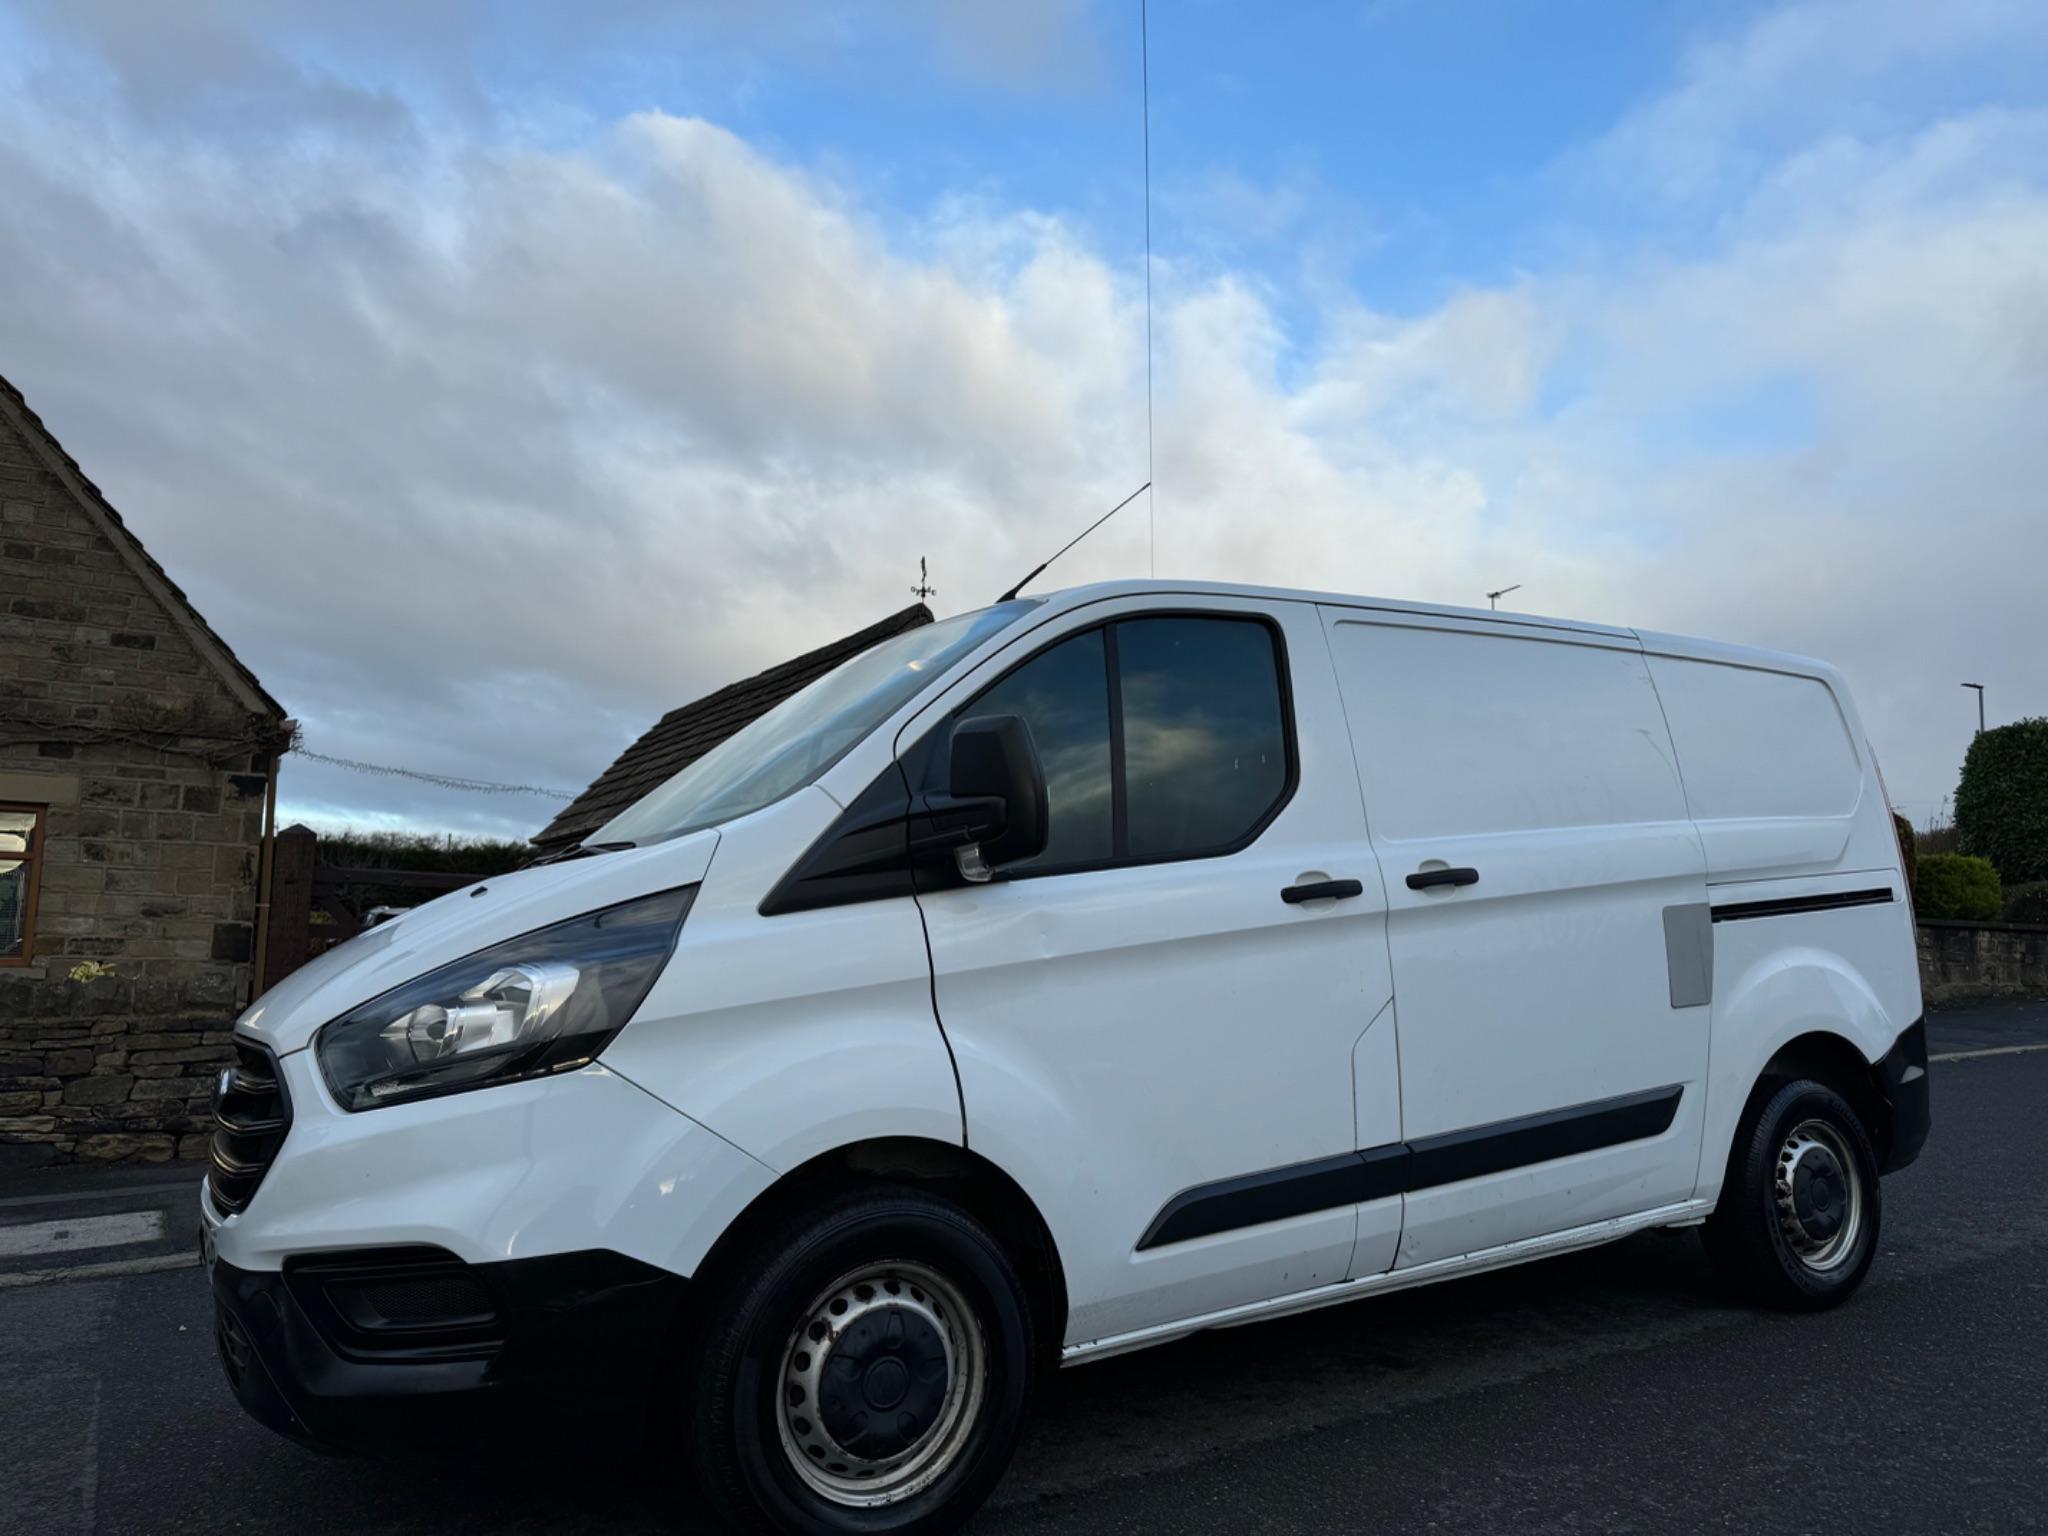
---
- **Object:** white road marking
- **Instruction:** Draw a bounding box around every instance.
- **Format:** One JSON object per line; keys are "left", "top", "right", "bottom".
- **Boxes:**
{"left": 0, "top": 1210, "right": 166, "bottom": 1259}
{"left": 1931, "top": 1042, "right": 2048, "bottom": 1063}
{"left": 0, "top": 1252, "right": 198, "bottom": 1289}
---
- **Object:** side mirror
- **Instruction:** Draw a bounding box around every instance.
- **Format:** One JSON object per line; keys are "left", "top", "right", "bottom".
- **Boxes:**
{"left": 913, "top": 714, "right": 1049, "bottom": 881}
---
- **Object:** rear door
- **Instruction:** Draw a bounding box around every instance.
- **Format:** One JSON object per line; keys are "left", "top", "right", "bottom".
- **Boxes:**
{"left": 1322, "top": 610, "right": 1711, "bottom": 1267}
{"left": 911, "top": 596, "right": 1399, "bottom": 1347}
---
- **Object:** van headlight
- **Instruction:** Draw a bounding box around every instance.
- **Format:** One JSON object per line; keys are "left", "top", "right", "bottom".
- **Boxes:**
{"left": 315, "top": 886, "right": 694, "bottom": 1111}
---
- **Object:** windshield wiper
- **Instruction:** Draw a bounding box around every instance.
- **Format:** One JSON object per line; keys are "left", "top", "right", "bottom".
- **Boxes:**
{"left": 533, "top": 839, "right": 636, "bottom": 866}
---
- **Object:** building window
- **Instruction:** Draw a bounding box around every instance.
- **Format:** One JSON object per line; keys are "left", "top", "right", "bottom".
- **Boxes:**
{"left": 1, "top": 803, "right": 46, "bottom": 966}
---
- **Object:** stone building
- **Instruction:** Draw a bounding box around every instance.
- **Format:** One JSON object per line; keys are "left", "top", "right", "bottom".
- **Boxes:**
{"left": 1, "top": 373, "right": 292, "bottom": 1168}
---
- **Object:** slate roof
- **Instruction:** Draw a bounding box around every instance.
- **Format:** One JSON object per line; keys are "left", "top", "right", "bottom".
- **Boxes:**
{"left": 532, "top": 602, "right": 934, "bottom": 851}
{"left": 0, "top": 370, "right": 287, "bottom": 723}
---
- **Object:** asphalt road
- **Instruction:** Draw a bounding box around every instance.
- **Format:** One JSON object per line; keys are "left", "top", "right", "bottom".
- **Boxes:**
{"left": 4, "top": 1005, "right": 2045, "bottom": 1535}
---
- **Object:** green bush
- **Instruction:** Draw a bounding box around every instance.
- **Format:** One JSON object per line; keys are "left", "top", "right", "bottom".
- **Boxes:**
{"left": 1914, "top": 853, "right": 2003, "bottom": 921}
{"left": 2003, "top": 881, "right": 2048, "bottom": 926}
{"left": 316, "top": 829, "right": 531, "bottom": 876}
{"left": 1954, "top": 716, "right": 2048, "bottom": 884}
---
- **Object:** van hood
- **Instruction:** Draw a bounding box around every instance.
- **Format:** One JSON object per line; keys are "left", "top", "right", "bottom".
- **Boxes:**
{"left": 237, "top": 830, "right": 719, "bottom": 1057}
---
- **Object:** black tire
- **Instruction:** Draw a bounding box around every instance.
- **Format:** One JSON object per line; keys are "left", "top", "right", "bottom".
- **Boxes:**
{"left": 1703, "top": 1077, "right": 1881, "bottom": 1311}
{"left": 683, "top": 1186, "right": 1037, "bottom": 1536}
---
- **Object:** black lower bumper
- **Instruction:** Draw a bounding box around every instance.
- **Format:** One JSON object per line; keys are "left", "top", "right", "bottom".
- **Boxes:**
{"left": 1876, "top": 1017, "right": 1931, "bottom": 1174}
{"left": 210, "top": 1245, "right": 687, "bottom": 1457}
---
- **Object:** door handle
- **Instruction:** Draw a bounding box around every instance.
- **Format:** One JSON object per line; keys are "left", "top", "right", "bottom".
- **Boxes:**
{"left": 1281, "top": 879, "right": 1365, "bottom": 904}
{"left": 1406, "top": 866, "right": 1479, "bottom": 890}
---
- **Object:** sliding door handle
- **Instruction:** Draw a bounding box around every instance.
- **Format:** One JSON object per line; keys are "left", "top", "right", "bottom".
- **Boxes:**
{"left": 1281, "top": 878, "right": 1365, "bottom": 904}
{"left": 1406, "top": 866, "right": 1479, "bottom": 891}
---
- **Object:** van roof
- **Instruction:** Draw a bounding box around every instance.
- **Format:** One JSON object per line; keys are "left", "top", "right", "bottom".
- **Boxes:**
{"left": 1025, "top": 579, "right": 1841, "bottom": 684}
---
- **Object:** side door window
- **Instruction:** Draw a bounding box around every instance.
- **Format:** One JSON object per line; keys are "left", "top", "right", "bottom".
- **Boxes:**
{"left": 953, "top": 613, "right": 1293, "bottom": 873}
{"left": 1117, "top": 616, "right": 1290, "bottom": 860}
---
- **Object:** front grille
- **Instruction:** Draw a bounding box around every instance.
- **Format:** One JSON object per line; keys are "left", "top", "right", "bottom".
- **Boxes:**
{"left": 208, "top": 1038, "right": 291, "bottom": 1216}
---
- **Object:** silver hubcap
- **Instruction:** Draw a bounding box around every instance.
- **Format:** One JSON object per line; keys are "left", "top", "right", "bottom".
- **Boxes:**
{"left": 1775, "top": 1118, "right": 1864, "bottom": 1271}
{"left": 775, "top": 1261, "right": 987, "bottom": 1507}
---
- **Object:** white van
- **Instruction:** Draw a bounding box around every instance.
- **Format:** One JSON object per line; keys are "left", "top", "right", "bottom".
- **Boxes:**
{"left": 204, "top": 581, "right": 1928, "bottom": 1535}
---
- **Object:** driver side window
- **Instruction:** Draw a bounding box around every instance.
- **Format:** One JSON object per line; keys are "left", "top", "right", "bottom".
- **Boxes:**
{"left": 956, "top": 612, "right": 1292, "bottom": 875}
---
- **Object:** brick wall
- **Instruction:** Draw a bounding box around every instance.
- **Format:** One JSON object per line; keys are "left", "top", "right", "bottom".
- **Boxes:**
{"left": 1, "top": 400, "right": 285, "bottom": 1167}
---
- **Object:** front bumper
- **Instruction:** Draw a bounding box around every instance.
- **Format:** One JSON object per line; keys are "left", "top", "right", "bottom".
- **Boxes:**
{"left": 210, "top": 1245, "right": 686, "bottom": 1456}
{"left": 1876, "top": 1016, "right": 1931, "bottom": 1174}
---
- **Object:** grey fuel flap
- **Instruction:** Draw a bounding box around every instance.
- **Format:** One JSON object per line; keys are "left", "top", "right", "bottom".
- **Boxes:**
{"left": 1662, "top": 902, "right": 1713, "bottom": 1009}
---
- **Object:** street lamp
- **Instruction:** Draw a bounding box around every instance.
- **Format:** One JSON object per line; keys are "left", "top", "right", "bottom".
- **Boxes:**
{"left": 1962, "top": 682, "right": 1985, "bottom": 734}
{"left": 1486, "top": 584, "right": 1521, "bottom": 611}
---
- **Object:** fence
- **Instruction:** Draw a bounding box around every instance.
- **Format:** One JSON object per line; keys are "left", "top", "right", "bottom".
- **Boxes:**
{"left": 262, "top": 825, "right": 488, "bottom": 987}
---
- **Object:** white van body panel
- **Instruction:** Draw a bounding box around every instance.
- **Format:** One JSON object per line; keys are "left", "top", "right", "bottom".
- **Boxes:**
{"left": 1635, "top": 632, "right": 1903, "bottom": 886}
{"left": 901, "top": 594, "right": 1400, "bottom": 1345}
{"left": 1322, "top": 610, "right": 1712, "bottom": 1267}
{"left": 599, "top": 785, "right": 967, "bottom": 1173}
{"left": 1689, "top": 896, "right": 1917, "bottom": 1207}
{"left": 205, "top": 1051, "right": 775, "bottom": 1278}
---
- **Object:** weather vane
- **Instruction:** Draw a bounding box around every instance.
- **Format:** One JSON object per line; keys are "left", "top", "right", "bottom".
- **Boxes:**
{"left": 912, "top": 557, "right": 937, "bottom": 602}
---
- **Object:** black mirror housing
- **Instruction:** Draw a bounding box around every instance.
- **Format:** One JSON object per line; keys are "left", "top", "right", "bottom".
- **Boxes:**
{"left": 943, "top": 714, "right": 1049, "bottom": 872}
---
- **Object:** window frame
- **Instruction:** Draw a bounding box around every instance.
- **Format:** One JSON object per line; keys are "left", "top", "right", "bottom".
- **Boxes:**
{"left": 0, "top": 801, "right": 47, "bottom": 968}
{"left": 945, "top": 607, "right": 1299, "bottom": 881}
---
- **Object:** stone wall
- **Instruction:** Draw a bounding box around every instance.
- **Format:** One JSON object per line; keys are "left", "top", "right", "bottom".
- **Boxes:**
{"left": 2, "top": 391, "right": 285, "bottom": 1167}
{"left": 1917, "top": 920, "right": 2048, "bottom": 1005}
{"left": 0, "top": 976, "right": 243, "bottom": 1167}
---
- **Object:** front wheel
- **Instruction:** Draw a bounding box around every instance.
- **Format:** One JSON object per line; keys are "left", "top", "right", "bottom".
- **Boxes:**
{"left": 1703, "top": 1077, "right": 1882, "bottom": 1311}
{"left": 683, "top": 1188, "right": 1037, "bottom": 1535}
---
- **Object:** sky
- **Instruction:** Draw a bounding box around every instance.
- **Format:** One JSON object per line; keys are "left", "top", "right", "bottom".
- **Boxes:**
{"left": 1, "top": 0, "right": 2043, "bottom": 839}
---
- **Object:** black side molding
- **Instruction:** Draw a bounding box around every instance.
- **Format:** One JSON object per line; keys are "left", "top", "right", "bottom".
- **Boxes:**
{"left": 1710, "top": 886, "right": 1895, "bottom": 923}
{"left": 1405, "top": 1085, "right": 1683, "bottom": 1190}
{"left": 1136, "top": 1084, "right": 1685, "bottom": 1250}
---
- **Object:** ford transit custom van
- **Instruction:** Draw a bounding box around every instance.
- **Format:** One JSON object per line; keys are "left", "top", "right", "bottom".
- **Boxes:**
{"left": 203, "top": 581, "right": 1928, "bottom": 1535}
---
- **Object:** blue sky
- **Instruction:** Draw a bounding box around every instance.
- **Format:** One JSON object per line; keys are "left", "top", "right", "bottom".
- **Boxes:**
{"left": 1, "top": 0, "right": 2043, "bottom": 836}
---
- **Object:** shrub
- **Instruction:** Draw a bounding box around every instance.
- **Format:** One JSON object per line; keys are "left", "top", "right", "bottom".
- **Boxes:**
{"left": 2003, "top": 881, "right": 2048, "bottom": 926}
{"left": 1954, "top": 716, "right": 2048, "bottom": 884}
{"left": 316, "top": 829, "right": 531, "bottom": 876}
{"left": 1914, "top": 853, "right": 2003, "bottom": 921}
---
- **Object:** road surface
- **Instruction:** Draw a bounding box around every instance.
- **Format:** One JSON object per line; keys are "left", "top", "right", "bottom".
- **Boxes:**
{"left": 4, "top": 1004, "right": 2044, "bottom": 1534}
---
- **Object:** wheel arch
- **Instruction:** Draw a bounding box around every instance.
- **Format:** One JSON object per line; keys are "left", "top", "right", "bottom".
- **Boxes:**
{"left": 1753, "top": 1029, "right": 1893, "bottom": 1161}
{"left": 688, "top": 1135, "right": 1070, "bottom": 1363}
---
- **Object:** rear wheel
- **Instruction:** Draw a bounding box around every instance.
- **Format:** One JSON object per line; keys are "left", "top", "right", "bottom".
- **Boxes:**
{"left": 1703, "top": 1077, "right": 1881, "bottom": 1310}
{"left": 683, "top": 1188, "right": 1036, "bottom": 1534}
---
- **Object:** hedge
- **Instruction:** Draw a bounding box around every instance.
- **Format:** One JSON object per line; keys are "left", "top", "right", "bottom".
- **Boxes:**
{"left": 1954, "top": 716, "right": 2048, "bottom": 884}
{"left": 1914, "top": 853, "right": 2003, "bottom": 921}
{"left": 2004, "top": 881, "right": 2048, "bottom": 926}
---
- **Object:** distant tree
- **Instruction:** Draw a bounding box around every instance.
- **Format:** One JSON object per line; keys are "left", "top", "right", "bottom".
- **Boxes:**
{"left": 1954, "top": 717, "right": 2048, "bottom": 885}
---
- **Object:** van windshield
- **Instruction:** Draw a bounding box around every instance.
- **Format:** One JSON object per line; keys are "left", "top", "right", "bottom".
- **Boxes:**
{"left": 590, "top": 600, "right": 1041, "bottom": 847}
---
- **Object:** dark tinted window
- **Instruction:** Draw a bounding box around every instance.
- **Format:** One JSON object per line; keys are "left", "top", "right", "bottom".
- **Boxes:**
{"left": 1118, "top": 617, "right": 1288, "bottom": 858}
{"left": 965, "top": 629, "right": 1113, "bottom": 869}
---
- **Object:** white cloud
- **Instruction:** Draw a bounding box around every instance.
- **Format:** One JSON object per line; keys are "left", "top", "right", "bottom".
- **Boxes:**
{"left": 0, "top": 0, "right": 2041, "bottom": 839}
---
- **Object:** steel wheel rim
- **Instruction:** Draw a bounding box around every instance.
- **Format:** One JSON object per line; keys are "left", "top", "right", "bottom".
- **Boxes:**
{"left": 774, "top": 1260, "right": 988, "bottom": 1508}
{"left": 1774, "top": 1118, "right": 1864, "bottom": 1272}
